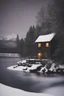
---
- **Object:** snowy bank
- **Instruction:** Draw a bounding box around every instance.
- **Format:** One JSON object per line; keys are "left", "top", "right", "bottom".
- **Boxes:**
{"left": 0, "top": 83, "right": 53, "bottom": 96}
{"left": 0, "top": 53, "right": 20, "bottom": 58}
{"left": 7, "top": 59, "right": 64, "bottom": 74}
{"left": 7, "top": 64, "right": 42, "bottom": 72}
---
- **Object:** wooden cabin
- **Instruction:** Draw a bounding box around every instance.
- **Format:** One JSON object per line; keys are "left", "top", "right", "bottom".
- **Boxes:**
{"left": 35, "top": 33, "right": 56, "bottom": 59}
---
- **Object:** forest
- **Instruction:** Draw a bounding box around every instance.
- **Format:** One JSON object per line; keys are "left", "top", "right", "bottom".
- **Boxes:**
{"left": 16, "top": 0, "right": 64, "bottom": 64}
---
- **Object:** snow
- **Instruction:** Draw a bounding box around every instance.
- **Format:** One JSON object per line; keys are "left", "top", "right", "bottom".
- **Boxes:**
{"left": 7, "top": 65, "right": 27, "bottom": 71}
{"left": 0, "top": 53, "right": 20, "bottom": 57}
{"left": 21, "top": 60, "right": 26, "bottom": 63}
{"left": 7, "top": 64, "right": 41, "bottom": 72}
{"left": 44, "top": 86, "right": 64, "bottom": 96}
{"left": 3, "top": 33, "right": 18, "bottom": 41}
{"left": 0, "top": 37, "right": 2, "bottom": 40}
{"left": 17, "top": 60, "right": 26, "bottom": 65}
{"left": 17, "top": 61, "right": 22, "bottom": 64}
{"left": 23, "top": 64, "right": 41, "bottom": 72}
{"left": 35, "top": 33, "right": 55, "bottom": 42}
{"left": 7, "top": 59, "right": 64, "bottom": 74}
{"left": 59, "top": 65, "right": 64, "bottom": 69}
{"left": 0, "top": 83, "right": 53, "bottom": 96}
{"left": 38, "top": 66, "right": 45, "bottom": 73}
{"left": 49, "top": 63, "right": 55, "bottom": 71}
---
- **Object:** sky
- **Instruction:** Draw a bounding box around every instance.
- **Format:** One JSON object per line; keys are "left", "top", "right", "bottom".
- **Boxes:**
{"left": 0, "top": 0, "right": 49, "bottom": 39}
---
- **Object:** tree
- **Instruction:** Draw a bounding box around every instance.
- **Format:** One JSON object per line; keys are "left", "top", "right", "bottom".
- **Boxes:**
{"left": 16, "top": 34, "right": 20, "bottom": 53}
{"left": 19, "top": 38, "right": 24, "bottom": 56}
{"left": 49, "top": 0, "right": 64, "bottom": 62}
{"left": 16, "top": 34, "right": 19, "bottom": 44}
{"left": 35, "top": 25, "right": 41, "bottom": 38}
{"left": 36, "top": 1, "right": 59, "bottom": 60}
{"left": 25, "top": 26, "right": 36, "bottom": 57}
{"left": 36, "top": 1, "right": 58, "bottom": 35}
{"left": 47, "top": 2, "right": 58, "bottom": 33}
{"left": 36, "top": 6, "right": 44, "bottom": 26}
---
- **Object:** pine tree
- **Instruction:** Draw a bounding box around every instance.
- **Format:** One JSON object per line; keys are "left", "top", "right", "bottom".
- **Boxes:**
{"left": 19, "top": 38, "right": 24, "bottom": 56}
{"left": 36, "top": 0, "right": 58, "bottom": 34}
{"left": 25, "top": 26, "right": 36, "bottom": 57}
{"left": 16, "top": 34, "right": 19, "bottom": 45}
{"left": 16, "top": 34, "right": 20, "bottom": 53}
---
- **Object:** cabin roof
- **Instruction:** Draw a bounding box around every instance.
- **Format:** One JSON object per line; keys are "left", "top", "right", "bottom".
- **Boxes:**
{"left": 35, "top": 33, "right": 55, "bottom": 43}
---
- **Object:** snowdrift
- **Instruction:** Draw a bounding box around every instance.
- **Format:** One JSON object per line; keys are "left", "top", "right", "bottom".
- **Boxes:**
{"left": 0, "top": 83, "right": 53, "bottom": 96}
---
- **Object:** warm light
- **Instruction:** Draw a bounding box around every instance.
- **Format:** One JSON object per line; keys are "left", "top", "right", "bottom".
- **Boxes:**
{"left": 38, "top": 43, "right": 41, "bottom": 48}
{"left": 38, "top": 53, "right": 41, "bottom": 56}
{"left": 46, "top": 43, "right": 49, "bottom": 47}
{"left": 38, "top": 52, "right": 42, "bottom": 59}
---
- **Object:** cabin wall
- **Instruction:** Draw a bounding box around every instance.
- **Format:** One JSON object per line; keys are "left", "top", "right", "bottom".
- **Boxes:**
{"left": 36, "top": 42, "right": 50, "bottom": 59}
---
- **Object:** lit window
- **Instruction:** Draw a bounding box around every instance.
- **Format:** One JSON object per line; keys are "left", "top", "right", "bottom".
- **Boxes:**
{"left": 38, "top": 52, "right": 42, "bottom": 59}
{"left": 46, "top": 43, "right": 49, "bottom": 47}
{"left": 38, "top": 43, "right": 42, "bottom": 48}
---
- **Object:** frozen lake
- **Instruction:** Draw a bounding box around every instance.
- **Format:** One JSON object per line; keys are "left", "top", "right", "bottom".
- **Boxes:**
{"left": 0, "top": 57, "right": 64, "bottom": 96}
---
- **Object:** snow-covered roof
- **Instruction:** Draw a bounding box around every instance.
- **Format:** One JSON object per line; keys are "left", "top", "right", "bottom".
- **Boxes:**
{"left": 35, "top": 33, "right": 55, "bottom": 43}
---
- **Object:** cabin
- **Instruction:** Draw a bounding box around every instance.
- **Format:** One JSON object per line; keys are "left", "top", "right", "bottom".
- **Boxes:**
{"left": 35, "top": 33, "right": 56, "bottom": 59}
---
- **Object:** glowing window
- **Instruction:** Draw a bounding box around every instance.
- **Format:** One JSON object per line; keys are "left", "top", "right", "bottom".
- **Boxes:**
{"left": 38, "top": 43, "right": 42, "bottom": 48}
{"left": 46, "top": 43, "right": 49, "bottom": 47}
{"left": 38, "top": 52, "right": 42, "bottom": 59}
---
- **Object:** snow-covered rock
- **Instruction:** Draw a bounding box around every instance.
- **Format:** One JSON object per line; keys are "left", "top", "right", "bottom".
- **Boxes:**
{"left": 23, "top": 64, "right": 42, "bottom": 72}
{"left": 21, "top": 60, "right": 26, "bottom": 63}
{"left": 7, "top": 59, "right": 64, "bottom": 74}
{"left": 49, "top": 63, "right": 56, "bottom": 71}
{"left": 17, "top": 60, "right": 26, "bottom": 64}
{"left": 17, "top": 61, "right": 22, "bottom": 64}
{"left": 38, "top": 66, "right": 46, "bottom": 73}
{"left": 59, "top": 65, "right": 64, "bottom": 69}
{"left": 7, "top": 63, "right": 42, "bottom": 73}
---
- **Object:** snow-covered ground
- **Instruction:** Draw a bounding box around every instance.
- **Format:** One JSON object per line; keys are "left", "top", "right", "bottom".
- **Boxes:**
{"left": 0, "top": 83, "right": 53, "bottom": 96}
{"left": 7, "top": 59, "right": 45, "bottom": 72}
{"left": 0, "top": 53, "right": 20, "bottom": 57}
{"left": 7, "top": 59, "right": 64, "bottom": 74}
{"left": 7, "top": 64, "right": 42, "bottom": 72}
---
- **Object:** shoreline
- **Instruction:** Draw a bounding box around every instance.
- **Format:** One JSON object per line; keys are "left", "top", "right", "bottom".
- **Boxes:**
{"left": 0, "top": 53, "right": 20, "bottom": 58}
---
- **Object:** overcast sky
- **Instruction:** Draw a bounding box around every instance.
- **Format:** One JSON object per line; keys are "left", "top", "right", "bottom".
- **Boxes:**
{"left": 0, "top": 0, "right": 49, "bottom": 39}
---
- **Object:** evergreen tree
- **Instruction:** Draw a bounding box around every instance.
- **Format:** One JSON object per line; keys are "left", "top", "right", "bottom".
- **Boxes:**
{"left": 19, "top": 38, "right": 24, "bottom": 56}
{"left": 16, "top": 34, "right": 19, "bottom": 45}
{"left": 25, "top": 26, "right": 36, "bottom": 57}
{"left": 35, "top": 25, "right": 41, "bottom": 38}
{"left": 16, "top": 34, "right": 20, "bottom": 53}
{"left": 36, "top": 1, "right": 58, "bottom": 35}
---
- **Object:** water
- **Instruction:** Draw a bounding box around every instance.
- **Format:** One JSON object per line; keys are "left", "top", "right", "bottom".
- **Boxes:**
{"left": 0, "top": 57, "right": 64, "bottom": 96}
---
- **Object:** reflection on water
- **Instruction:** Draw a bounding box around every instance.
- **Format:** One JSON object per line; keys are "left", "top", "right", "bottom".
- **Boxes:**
{"left": 0, "top": 58, "right": 64, "bottom": 96}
